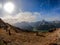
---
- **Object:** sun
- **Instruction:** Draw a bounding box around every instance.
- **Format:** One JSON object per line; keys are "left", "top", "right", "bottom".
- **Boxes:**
{"left": 3, "top": 2, "right": 15, "bottom": 13}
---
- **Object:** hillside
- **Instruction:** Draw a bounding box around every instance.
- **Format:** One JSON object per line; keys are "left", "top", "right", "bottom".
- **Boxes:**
{"left": 0, "top": 19, "right": 60, "bottom": 45}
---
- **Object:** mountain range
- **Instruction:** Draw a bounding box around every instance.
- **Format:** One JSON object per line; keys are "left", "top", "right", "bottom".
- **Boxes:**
{"left": 13, "top": 20, "right": 60, "bottom": 32}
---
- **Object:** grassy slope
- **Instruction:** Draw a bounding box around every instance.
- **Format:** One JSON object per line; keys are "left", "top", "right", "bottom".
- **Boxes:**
{"left": 0, "top": 28, "right": 60, "bottom": 45}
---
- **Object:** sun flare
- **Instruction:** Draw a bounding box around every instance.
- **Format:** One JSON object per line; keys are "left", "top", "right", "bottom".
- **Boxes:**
{"left": 4, "top": 2, "right": 15, "bottom": 13}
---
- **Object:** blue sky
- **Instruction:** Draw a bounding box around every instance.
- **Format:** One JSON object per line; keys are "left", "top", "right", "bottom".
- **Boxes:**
{"left": 14, "top": 0, "right": 40, "bottom": 12}
{"left": 14, "top": 0, "right": 60, "bottom": 12}
{"left": 0, "top": 0, "right": 60, "bottom": 23}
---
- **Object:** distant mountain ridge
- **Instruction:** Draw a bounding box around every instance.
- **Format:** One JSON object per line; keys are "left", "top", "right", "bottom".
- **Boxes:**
{"left": 14, "top": 20, "right": 60, "bottom": 31}
{"left": 1, "top": 18, "right": 60, "bottom": 32}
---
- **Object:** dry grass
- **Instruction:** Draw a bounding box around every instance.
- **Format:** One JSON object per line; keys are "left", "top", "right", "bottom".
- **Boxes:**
{"left": 0, "top": 28, "right": 60, "bottom": 45}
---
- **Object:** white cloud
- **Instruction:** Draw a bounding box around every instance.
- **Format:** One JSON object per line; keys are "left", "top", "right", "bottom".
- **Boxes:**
{"left": 45, "top": 17, "right": 60, "bottom": 21}
{"left": 2, "top": 12, "right": 40, "bottom": 24}
{"left": 15, "top": 12, "right": 37, "bottom": 22}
